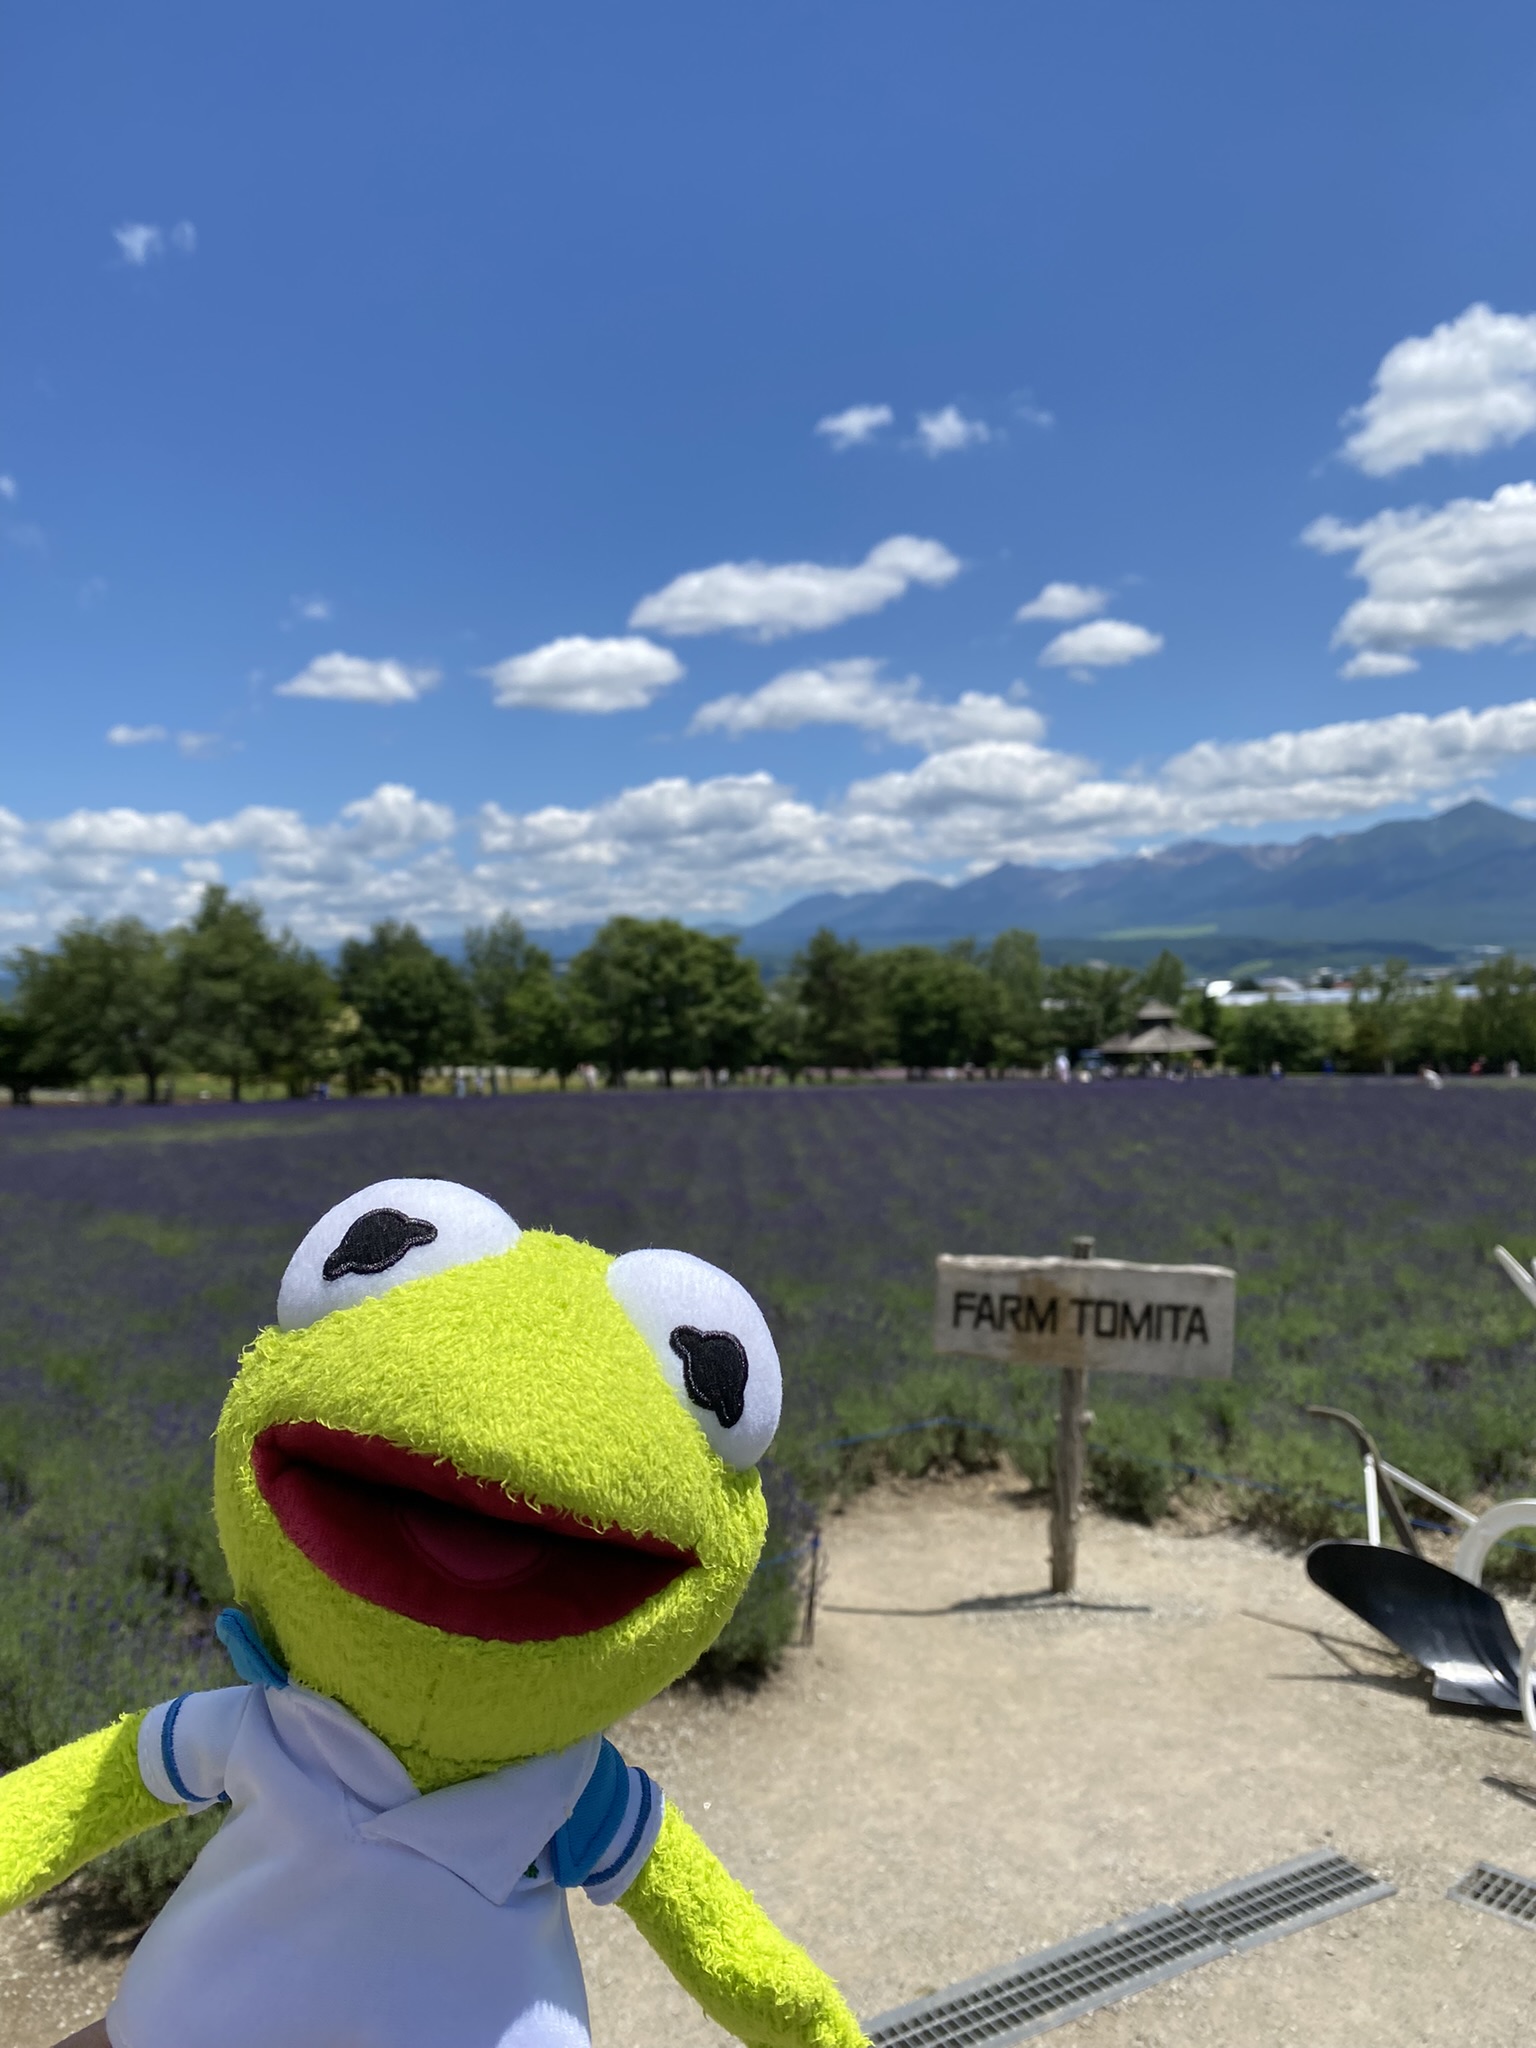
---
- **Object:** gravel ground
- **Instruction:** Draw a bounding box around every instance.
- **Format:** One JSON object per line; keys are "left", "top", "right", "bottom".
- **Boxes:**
{"left": 7, "top": 1475, "right": 1536, "bottom": 2046}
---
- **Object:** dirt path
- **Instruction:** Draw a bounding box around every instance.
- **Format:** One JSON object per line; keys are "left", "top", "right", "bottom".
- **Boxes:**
{"left": 8, "top": 1476, "right": 1536, "bottom": 2045}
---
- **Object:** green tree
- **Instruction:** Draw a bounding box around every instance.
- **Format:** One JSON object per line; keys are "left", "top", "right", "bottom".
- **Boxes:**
{"left": 1462, "top": 955, "right": 1536, "bottom": 1071}
{"left": 1220, "top": 999, "right": 1324, "bottom": 1074}
{"left": 564, "top": 919, "right": 761, "bottom": 1086}
{"left": 760, "top": 976, "right": 809, "bottom": 1080}
{"left": 463, "top": 916, "right": 548, "bottom": 1062}
{"left": 985, "top": 928, "right": 1046, "bottom": 1069}
{"left": 0, "top": 1000, "right": 76, "bottom": 1104}
{"left": 1044, "top": 961, "right": 1137, "bottom": 1058}
{"left": 505, "top": 966, "right": 588, "bottom": 1086}
{"left": 874, "top": 945, "right": 994, "bottom": 1074}
{"left": 1178, "top": 982, "right": 1223, "bottom": 1045}
{"left": 337, "top": 922, "right": 477, "bottom": 1093}
{"left": 174, "top": 887, "right": 338, "bottom": 1101}
{"left": 176, "top": 887, "right": 270, "bottom": 1098}
{"left": 1135, "top": 949, "right": 1186, "bottom": 1008}
{"left": 465, "top": 915, "right": 590, "bottom": 1085}
{"left": 248, "top": 942, "right": 340, "bottom": 1096}
{"left": 1347, "top": 958, "right": 1411, "bottom": 1073}
{"left": 1396, "top": 978, "right": 1466, "bottom": 1073}
{"left": 694, "top": 941, "right": 766, "bottom": 1077}
{"left": 794, "top": 930, "right": 888, "bottom": 1075}
{"left": 13, "top": 919, "right": 184, "bottom": 1102}
{"left": 566, "top": 919, "right": 715, "bottom": 1085}
{"left": 566, "top": 922, "right": 647, "bottom": 1086}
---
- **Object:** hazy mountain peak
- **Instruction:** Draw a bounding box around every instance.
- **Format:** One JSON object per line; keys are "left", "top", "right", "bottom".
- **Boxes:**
{"left": 736, "top": 801, "right": 1536, "bottom": 961}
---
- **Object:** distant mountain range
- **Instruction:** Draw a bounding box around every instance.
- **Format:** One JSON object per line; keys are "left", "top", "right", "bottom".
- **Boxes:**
{"left": 531, "top": 802, "right": 1536, "bottom": 974}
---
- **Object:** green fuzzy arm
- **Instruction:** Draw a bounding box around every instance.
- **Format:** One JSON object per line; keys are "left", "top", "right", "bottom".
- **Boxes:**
{"left": 0, "top": 1713, "right": 173, "bottom": 1914}
{"left": 618, "top": 1804, "right": 867, "bottom": 2048}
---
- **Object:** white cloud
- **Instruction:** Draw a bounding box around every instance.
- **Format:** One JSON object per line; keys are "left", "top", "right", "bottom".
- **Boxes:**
{"left": 1341, "top": 304, "right": 1536, "bottom": 476}
{"left": 1305, "top": 482, "right": 1536, "bottom": 660}
{"left": 1340, "top": 650, "right": 1419, "bottom": 680}
{"left": 0, "top": 784, "right": 465, "bottom": 943}
{"left": 915, "top": 405, "right": 991, "bottom": 456}
{"left": 0, "top": 476, "right": 15, "bottom": 501}
{"left": 113, "top": 220, "right": 196, "bottom": 266}
{"left": 44, "top": 804, "right": 311, "bottom": 861}
{"left": 22, "top": 695, "right": 1536, "bottom": 940}
{"left": 292, "top": 595, "right": 332, "bottom": 623}
{"left": 1015, "top": 581, "right": 1108, "bottom": 623}
{"left": 338, "top": 784, "right": 456, "bottom": 853}
{"left": 1158, "top": 701, "right": 1536, "bottom": 819}
{"left": 691, "top": 657, "right": 1043, "bottom": 752}
{"left": 482, "top": 635, "right": 683, "bottom": 714}
{"left": 839, "top": 698, "right": 1536, "bottom": 860}
{"left": 102, "top": 713, "right": 222, "bottom": 755}
{"left": 630, "top": 534, "right": 960, "bottom": 641}
{"left": 1038, "top": 619, "right": 1163, "bottom": 669}
{"left": 114, "top": 223, "right": 163, "bottom": 265}
{"left": 475, "top": 772, "right": 865, "bottom": 924}
{"left": 846, "top": 741, "right": 1093, "bottom": 829}
{"left": 814, "top": 404, "right": 893, "bottom": 450}
{"left": 275, "top": 652, "right": 441, "bottom": 704}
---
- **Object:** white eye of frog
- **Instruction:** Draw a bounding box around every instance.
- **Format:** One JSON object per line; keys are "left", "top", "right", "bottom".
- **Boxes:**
{"left": 606, "top": 1249, "right": 781, "bottom": 1468}
{"left": 277, "top": 1178, "right": 520, "bottom": 1331}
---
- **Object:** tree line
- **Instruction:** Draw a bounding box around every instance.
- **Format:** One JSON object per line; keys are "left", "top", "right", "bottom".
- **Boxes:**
{"left": 0, "top": 890, "right": 1184, "bottom": 1102}
{"left": 1217, "top": 958, "right": 1536, "bottom": 1076}
{"left": 2, "top": 887, "right": 1531, "bottom": 1102}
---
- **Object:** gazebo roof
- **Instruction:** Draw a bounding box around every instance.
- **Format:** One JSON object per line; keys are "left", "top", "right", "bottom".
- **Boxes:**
{"left": 1098, "top": 1023, "right": 1215, "bottom": 1057}
{"left": 1134, "top": 999, "right": 1178, "bottom": 1023}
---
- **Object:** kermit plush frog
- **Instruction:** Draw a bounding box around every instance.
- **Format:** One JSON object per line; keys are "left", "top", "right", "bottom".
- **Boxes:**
{"left": 0, "top": 1178, "right": 866, "bottom": 2048}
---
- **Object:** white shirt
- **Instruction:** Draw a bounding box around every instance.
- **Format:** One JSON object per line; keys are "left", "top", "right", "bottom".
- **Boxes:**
{"left": 106, "top": 1683, "right": 663, "bottom": 2048}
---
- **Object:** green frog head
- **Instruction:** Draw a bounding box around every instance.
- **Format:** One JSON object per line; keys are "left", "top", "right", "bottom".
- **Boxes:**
{"left": 214, "top": 1180, "right": 778, "bottom": 1790}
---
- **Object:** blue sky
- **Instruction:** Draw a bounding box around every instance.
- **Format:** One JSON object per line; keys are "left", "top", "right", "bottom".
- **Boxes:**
{"left": 6, "top": 2, "right": 1536, "bottom": 941}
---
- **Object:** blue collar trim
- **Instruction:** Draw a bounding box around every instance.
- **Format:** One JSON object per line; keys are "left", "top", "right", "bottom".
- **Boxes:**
{"left": 215, "top": 1607, "right": 291, "bottom": 1689}
{"left": 548, "top": 1738, "right": 629, "bottom": 1888}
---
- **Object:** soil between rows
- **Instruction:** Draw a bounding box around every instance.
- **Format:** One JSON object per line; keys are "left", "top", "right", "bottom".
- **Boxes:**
{"left": 7, "top": 1476, "right": 1536, "bottom": 2047}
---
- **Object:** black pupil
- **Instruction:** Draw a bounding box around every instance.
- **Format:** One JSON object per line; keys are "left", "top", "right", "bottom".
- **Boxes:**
{"left": 668, "top": 1325, "right": 749, "bottom": 1431}
{"left": 322, "top": 1208, "right": 439, "bottom": 1282}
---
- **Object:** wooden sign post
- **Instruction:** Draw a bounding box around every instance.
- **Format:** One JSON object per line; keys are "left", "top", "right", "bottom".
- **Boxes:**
{"left": 1052, "top": 1234, "right": 1095, "bottom": 1593}
{"left": 934, "top": 1240, "right": 1236, "bottom": 1594}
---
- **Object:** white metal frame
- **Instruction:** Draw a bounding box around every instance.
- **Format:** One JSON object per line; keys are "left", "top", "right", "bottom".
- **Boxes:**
{"left": 1354, "top": 1246, "right": 1536, "bottom": 1736}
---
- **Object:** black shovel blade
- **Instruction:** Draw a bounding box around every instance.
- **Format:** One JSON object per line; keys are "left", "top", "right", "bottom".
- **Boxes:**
{"left": 1306, "top": 1540, "right": 1523, "bottom": 1713}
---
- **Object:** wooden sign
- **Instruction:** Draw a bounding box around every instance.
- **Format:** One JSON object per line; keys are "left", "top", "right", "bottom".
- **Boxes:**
{"left": 934, "top": 1254, "right": 1236, "bottom": 1380}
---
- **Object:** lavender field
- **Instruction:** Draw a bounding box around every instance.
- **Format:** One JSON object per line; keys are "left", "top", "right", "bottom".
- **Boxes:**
{"left": 5, "top": 1077, "right": 1536, "bottom": 1938}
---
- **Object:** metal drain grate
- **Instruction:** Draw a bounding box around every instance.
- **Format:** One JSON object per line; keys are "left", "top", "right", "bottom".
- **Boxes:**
{"left": 865, "top": 1850, "right": 1393, "bottom": 2047}
{"left": 1183, "top": 1849, "right": 1394, "bottom": 1952}
{"left": 1448, "top": 1860, "right": 1536, "bottom": 1929}
{"left": 864, "top": 1906, "right": 1225, "bottom": 2048}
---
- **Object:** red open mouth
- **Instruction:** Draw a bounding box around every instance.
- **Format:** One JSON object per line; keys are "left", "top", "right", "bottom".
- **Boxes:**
{"left": 251, "top": 1422, "right": 696, "bottom": 1643}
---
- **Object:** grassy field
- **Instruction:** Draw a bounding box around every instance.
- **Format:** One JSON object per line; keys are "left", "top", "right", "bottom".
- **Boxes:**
{"left": 4, "top": 1076, "right": 1536, "bottom": 1940}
